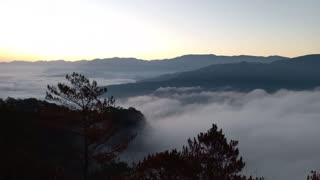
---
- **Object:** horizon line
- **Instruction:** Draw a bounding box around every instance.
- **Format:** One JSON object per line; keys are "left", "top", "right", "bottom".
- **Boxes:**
{"left": 1, "top": 53, "right": 319, "bottom": 63}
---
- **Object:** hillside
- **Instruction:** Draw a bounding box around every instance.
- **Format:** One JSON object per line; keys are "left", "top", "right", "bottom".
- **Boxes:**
{"left": 0, "top": 98, "right": 145, "bottom": 179}
{"left": 106, "top": 54, "right": 320, "bottom": 97}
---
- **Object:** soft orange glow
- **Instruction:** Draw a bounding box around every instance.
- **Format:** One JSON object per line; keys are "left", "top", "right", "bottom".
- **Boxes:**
{"left": 0, "top": 0, "right": 319, "bottom": 62}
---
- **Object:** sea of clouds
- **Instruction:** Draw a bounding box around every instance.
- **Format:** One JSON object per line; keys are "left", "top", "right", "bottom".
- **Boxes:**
{"left": 1, "top": 64, "right": 319, "bottom": 180}
{"left": 119, "top": 87, "right": 320, "bottom": 180}
{"left": 0, "top": 66, "right": 135, "bottom": 99}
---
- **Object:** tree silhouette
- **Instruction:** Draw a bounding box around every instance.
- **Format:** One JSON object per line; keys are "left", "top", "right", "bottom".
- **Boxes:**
{"left": 131, "top": 124, "right": 260, "bottom": 180}
{"left": 1, "top": 96, "right": 144, "bottom": 180}
{"left": 307, "top": 171, "right": 320, "bottom": 180}
{"left": 46, "top": 72, "right": 127, "bottom": 180}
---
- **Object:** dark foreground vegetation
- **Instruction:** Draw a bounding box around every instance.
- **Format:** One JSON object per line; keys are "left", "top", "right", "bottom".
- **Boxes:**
{"left": 0, "top": 73, "right": 318, "bottom": 180}
{"left": 0, "top": 97, "right": 144, "bottom": 180}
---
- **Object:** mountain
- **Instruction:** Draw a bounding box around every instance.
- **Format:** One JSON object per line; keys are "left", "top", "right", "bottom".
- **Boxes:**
{"left": 105, "top": 54, "right": 320, "bottom": 97}
{"left": 1, "top": 54, "right": 287, "bottom": 80}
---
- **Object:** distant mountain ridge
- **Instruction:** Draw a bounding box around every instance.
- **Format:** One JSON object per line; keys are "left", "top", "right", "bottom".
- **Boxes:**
{"left": 1, "top": 54, "right": 287, "bottom": 64}
{"left": 0, "top": 54, "right": 288, "bottom": 80}
{"left": 105, "top": 54, "right": 320, "bottom": 97}
{"left": 0, "top": 54, "right": 288, "bottom": 81}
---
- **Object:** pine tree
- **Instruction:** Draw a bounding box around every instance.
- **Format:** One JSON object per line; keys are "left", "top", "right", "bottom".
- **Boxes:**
{"left": 46, "top": 72, "right": 128, "bottom": 180}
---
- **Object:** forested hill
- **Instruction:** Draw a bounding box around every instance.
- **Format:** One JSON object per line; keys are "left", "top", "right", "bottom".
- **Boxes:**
{"left": 106, "top": 54, "right": 320, "bottom": 97}
{"left": 0, "top": 98, "right": 145, "bottom": 180}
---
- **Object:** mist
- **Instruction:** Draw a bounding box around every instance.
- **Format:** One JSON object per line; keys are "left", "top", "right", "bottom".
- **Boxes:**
{"left": 0, "top": 65, "right": 135, "bottom": 99}
{"left": 119, "top": 88, "right": 320, "bottom": 180}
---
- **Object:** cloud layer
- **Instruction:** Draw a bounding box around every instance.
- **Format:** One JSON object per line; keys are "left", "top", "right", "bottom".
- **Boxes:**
{"left": 0, "top": 66, "right": 135, "bottom": 99}
{"left": 119, "top": 88, "right": 320, "bottom": 180}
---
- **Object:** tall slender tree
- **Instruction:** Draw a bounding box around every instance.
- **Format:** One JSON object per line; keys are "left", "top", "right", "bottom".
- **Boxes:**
{"left": 46, "top": 72, "right": 118, "bottom": 180}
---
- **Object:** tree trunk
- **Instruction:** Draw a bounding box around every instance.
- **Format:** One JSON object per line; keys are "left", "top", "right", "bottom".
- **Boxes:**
{"left": 84, "top": 133, "right": 88, "bottom": 180}
{"left": 83, "top": 112, "right": 89, "bottom": 180}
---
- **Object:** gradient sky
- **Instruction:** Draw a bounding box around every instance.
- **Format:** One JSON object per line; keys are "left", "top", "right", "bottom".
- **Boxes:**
{"left": 0, "top": 0, "right": 319, "bottom": 61}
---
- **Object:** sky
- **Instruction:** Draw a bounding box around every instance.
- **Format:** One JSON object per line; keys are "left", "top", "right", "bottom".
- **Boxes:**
{"left": 0, "top": 0, "right": 319, "bottom": 61}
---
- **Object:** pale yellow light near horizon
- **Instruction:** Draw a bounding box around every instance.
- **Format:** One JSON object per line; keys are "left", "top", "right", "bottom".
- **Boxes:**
{"left": 0, "top": 0, "right": 319, "bottom": 62}
{"left": 0, "top": 0, "right": 181, "bottom": 61}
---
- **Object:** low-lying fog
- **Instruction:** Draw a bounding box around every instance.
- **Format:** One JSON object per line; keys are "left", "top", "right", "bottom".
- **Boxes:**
{"left": 0, "top": 66, "right": 135, "bottom": 99}
{"left": 119, "top": 87, "right": 320, "bottom": 180}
